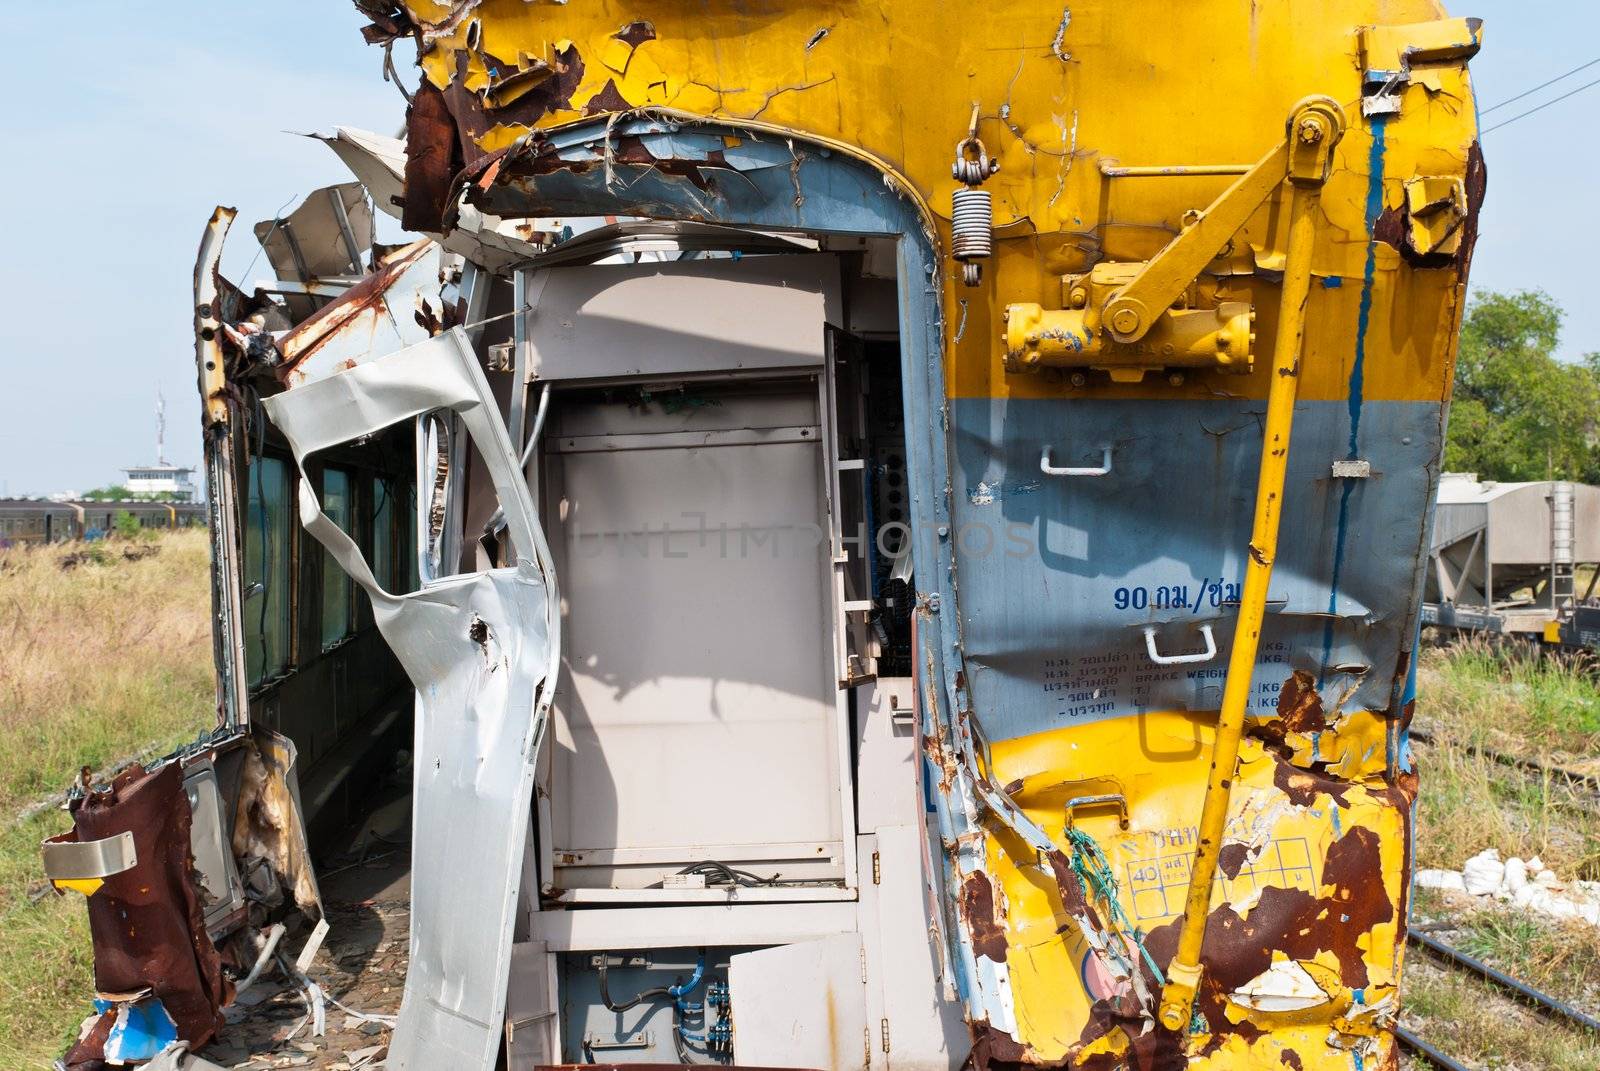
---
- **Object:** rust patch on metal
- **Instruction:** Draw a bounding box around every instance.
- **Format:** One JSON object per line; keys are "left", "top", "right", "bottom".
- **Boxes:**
{"left": 613, "top": 20, "right": 656, "bottom": 49}
{"left": 354, "top": 1, "right": 415, "bottom": 44}
{"left": 1069, "top": 826, "right": 1393, "bottom": 1064}
{"left": 1069, "top": 1006, "right": 1189, "bottom": 1071}
{"left": 1280, "top": 1051, "right": 1306, "bottom": 1069}
{"left": 439, "top": 43, "right": 586, "bottom": 167}
{"left": 584, "top": 78, "right": 633, "bottom": 116}
{"left": 1375, "top": 139, "right": 1487, "bottom": 271}
{"left": 52, "top": 763, "right": 230, "bottom": 1065}
{"left": 1217, "top": 841, "right": 1254, "bottom": 880}
{"left": 1372, "top": 201, "right": 1407, "bottom": 253}
{"left": 1271, "top": 750, "right": 1353, "bottom": 807}
{"left": 1044, "top": 848, "right": 1099, "bottom": 927}
{"left": 1455, "top": 140, "right": 1488, "bottom": 273}
{"left": 1276, "top": 669, "right": 1326, "bottom": 733}
{"left": 403, "top": 77, "right": 464, "bottom": 233}
{"left": 959, "top": 870, "right": 1009, "bottom": 962}
{"left": 1315, "top": 826, "right": 1395, "bottom": 985}
{"left": 273, "top": 241, "right": 434, "bottom": 379}
{"left": 966, "top": 1020, "right": 1032, "bottom": 1070}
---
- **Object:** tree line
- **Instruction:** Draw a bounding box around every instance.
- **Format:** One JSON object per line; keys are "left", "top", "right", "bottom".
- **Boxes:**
{"left": 1445, "top": 290, "right": 1600, "bottom": 483}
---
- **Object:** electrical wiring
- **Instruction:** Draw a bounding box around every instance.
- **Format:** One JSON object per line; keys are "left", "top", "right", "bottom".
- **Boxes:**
{"left": 597, "top": 956, "right": 672, "bottom": 1012}
{"left": 677, "top": 860, "right": 782, "bottom": 887}
{"left": 666, "top": 860, "right": 835, "bottom": 889}
{"left": 1481, "top": 55, "right": 1600, "bottom": 114}
{"left": 1483, "top": 74, "right": 1600, "bottom": 134}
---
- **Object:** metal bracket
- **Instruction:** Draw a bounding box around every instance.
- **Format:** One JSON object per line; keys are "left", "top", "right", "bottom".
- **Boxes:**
{"left": 1142, "top": 623, "right": 1218, "bottom": 666}
{"left": 584, "top": 1032, "right": 654, "bottom": 1051}
{"left": 41, "top": 831, "right": 137, "bottom": 883}
{"left": 1040, "top": 445, "right": 1113, "bottom": 477}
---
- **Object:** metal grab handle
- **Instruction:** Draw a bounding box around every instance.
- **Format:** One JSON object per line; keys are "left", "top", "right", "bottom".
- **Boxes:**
{"left": 1040, "top": 445, "right": 1113, "bottom": 477}
{"left": 1064, "top": 793, "right": 1131, "bottom": 831}
{"left": 1142, "top": 624, "right": 1217, "bottom": 665}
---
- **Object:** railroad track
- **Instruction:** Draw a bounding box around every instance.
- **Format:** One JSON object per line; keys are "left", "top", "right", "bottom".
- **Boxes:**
{"left": 1408, "top": 725, "right": 1600, "bottom": 797}
{"left": 1397, "top": 930, "right": 1600, "bottom": 1069}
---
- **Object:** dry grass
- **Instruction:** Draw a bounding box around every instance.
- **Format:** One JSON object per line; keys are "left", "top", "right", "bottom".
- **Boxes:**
{"left": 1400, "top": 957, "right": 1600, "bottom": 1070}
{"left": 1404, "top": 641, "right": 1600, "bottom": 1065}
{"left": 1414, "top": 641, "right": 1600, "bottom": 877}
{"left": 0, "top": 530, "right": 216, "bottom": 1067}
{"left": 1417, "top": 637, "right": 1600, "bottom": 754}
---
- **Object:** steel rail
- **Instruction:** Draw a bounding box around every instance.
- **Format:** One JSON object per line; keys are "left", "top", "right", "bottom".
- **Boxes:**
{"left": 1396, "top": 930, "right": 1600, "bottom": 1068}
{"left": 1394, "top": 1024, "right": 1472, "bottom": 1071}
{"left": 1408, "top": 726, "right": 1600, "bottom": 795}
{"left": 1408, "top": 930, "right": 1600, "bottom": 1033}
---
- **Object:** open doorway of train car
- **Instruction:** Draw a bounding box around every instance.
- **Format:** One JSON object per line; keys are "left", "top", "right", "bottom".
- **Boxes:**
{"left": 515, "top": 232, "right": 913, "bottom": 904}
{"left": 239, "top": 224, "right": 940, "bottom": 1068}
{"left": 483, "top": 228, "right": 933, "bottom": 1066}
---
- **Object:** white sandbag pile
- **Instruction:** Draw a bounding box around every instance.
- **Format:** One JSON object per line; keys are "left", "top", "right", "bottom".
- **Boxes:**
{"left": 1416, "top": 848, "right": 1600, "bottom": 925}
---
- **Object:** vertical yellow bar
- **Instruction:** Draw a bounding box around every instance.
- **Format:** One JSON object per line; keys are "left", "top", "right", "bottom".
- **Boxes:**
{"left": 1158, "top": 98, "right": 1344, "bottom": 1032}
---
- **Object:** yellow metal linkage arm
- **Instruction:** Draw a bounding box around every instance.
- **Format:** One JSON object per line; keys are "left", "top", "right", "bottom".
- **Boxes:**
{"left": 1157, "top": 96, "right": 1346, "bottom": 1033}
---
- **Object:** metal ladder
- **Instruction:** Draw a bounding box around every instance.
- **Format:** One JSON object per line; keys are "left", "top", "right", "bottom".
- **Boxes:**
{"left": 1551, "top": 481, "right": 1576, "bottom": 612}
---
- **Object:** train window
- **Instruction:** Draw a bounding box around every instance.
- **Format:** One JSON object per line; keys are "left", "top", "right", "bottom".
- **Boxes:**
{"left": 320, "top": 467, "right": 356, "bottom": 648}
{"left": 402, "top": 480, "right": 419, "bottom": 593}
{"left": 372, "top": 475, "right": 395, "bottom": 592}
{"left": 244, "top": 456, "right": 292, "bottom": 686}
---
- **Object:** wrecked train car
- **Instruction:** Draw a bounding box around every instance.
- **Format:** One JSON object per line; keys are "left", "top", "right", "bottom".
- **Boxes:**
{"left": 44, "top": 1, "right": 1484, "bottom": 1068}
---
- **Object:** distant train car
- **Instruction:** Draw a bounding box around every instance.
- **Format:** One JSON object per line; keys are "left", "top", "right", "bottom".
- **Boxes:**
{"left": 0, "top": 499, "right": 79, "bottom": 546}
{"left": 70, "top": 499, "right": 206, "bottom": 539}
{"left": 0, "top": 497, "right": 204, "bottom": 546}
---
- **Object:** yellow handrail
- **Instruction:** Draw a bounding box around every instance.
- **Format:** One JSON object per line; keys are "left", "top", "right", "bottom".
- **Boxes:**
{"left": 1157, "top": 96, "right": 1346, "bottom": 1033}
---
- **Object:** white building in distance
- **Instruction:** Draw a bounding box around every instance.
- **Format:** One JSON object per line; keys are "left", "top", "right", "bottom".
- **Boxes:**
{"left": 123, "top": 393, "right": 196, "bottom": 501}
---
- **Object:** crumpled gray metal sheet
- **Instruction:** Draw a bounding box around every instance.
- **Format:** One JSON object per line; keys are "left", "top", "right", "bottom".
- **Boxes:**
{"left": 263, "top": 326, "right": 560, "bottom": 1071}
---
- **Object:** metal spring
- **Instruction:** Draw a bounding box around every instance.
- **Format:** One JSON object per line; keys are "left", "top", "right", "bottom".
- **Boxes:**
{"left": 951, "top": 187, "right": 992, "bottom": 285}
{"left": 950, "top": 187, "right": 993, "bottom": 260}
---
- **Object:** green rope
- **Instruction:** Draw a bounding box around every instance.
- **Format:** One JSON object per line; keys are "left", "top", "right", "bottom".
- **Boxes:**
{"left": 1065, "top": 827, "right": 1167, "bottom": 985}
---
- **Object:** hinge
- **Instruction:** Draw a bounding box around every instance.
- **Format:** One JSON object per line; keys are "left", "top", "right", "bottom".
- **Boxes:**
{"left": 872, "top": 850, "right": 881, "bottom": 884}
{"left": 864, "top": 1026, "right": 873, "bottom": 1067}
{"left": 881, "top": 1017, "right": 891, "bottom": 1053}
{"left": 860, "top": 945, "right": 869, "bottom": 984}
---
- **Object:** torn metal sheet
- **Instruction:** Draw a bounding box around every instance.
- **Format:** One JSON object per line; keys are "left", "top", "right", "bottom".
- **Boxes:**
{"left": 274, "top": 239, "right": 442, "bottom": 388}
{"left": 261, "top": 326, "right": 560, "bottom": 1071}
{"left": 48, "top": 761, "right": 231, "bottom": 1068}
{"left": 253, "top": 182, "right": 374, "bottom": 321}
{"left": 315, "top": 126, "right": 561, "bottom": 271}
{"left": 231, "top": 731, "right": 322, "bottom": 917}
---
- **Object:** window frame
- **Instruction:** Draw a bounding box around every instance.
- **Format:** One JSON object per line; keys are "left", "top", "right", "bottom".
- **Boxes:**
{"left": 244, "top": 453, "right": 294, "bottom": 688}
{"left": 318, "top": 465, "right": 358, "bottom": 650}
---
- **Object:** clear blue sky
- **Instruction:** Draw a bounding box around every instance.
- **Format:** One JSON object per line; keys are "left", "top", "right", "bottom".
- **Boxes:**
{"left": 0, "top": 1, "right": 1593, "bottom": 495}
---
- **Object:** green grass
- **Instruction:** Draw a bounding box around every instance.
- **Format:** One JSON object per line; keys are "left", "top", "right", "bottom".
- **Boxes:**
{"left": 0, "top": 531, "right": 215, "bottom": 1067}
{"left": 1405, "top": 641, "right": 1600, "bottom": 1066}
{"left": 1421, "top": 637, "right": 1600, "bottom": 750}
{"left": 1414, "top": 642, "right": 1600, "bottom": 878}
